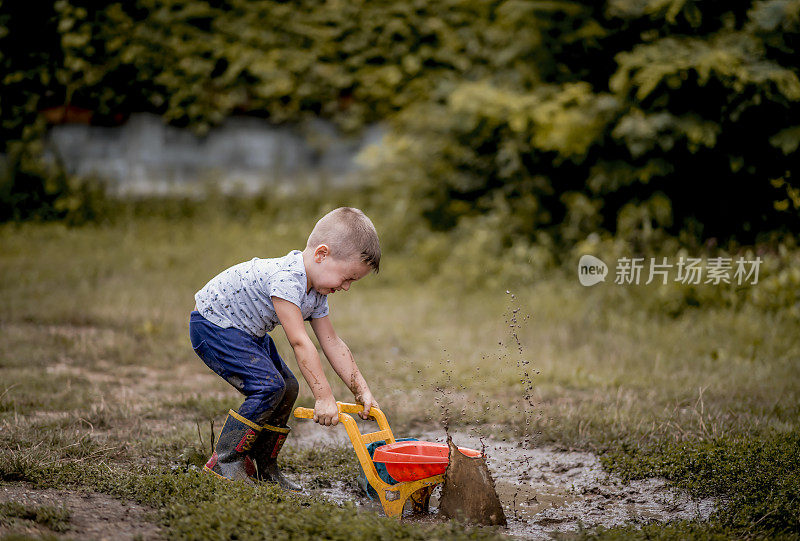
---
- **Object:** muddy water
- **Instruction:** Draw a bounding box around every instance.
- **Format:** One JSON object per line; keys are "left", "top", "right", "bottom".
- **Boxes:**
{"left": 291, "top": 423, "right": 715, "bottom": 539}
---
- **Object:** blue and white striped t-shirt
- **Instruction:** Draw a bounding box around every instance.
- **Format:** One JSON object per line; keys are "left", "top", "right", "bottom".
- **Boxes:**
{"left": 194, "top": 250, "right": 329, "bottom": 337}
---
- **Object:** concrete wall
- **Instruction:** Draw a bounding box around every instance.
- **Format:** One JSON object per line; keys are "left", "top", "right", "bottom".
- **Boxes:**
{"left": 44, "top": 114, "right": 383, "bottom": 195}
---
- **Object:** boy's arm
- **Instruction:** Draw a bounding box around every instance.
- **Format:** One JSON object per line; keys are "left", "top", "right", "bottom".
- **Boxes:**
{"left": 309, "top": 315, "right": 379, "bottom": 420}
{"left": 272, "top": 297, "right": 339, "bottom": 426}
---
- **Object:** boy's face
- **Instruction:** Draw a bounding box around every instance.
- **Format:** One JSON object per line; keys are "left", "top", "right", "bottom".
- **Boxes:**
{"left": 308, "top": 245, "right": 372, "bottom": 295}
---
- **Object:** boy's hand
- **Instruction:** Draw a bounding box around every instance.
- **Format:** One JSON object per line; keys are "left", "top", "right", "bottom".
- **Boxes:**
{"left": 314, "top": 397, "right": 339, "bottom": 426}
{"left": 355, "top": 391, "right": 380, "bottom": 420}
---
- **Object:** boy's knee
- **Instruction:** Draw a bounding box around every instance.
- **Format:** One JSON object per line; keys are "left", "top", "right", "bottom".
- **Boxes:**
{"left": 251, "top": 373, "right": 297, "bottom": 404}
{"left": 243, "top": 374, "right": 280, "bottom": 403}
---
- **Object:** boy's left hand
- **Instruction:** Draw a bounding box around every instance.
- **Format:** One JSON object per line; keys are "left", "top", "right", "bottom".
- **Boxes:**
{"left": 356, "top": 391, "right": 380, "bottom": 420}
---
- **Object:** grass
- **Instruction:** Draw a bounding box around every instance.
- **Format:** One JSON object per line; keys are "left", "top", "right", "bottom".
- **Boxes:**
{"left": 601, "top": 433, "right": 800, "bottom": 535}
{"left": 0, "top": 501, "right": 70, "bottom": 533}
{"left": 0, "top": 211, "right": 798, "bottom": 539}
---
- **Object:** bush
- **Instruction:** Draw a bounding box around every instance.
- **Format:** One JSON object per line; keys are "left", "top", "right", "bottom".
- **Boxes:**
{"left": 0, "top": 141, "right": 112, "bottom": 225}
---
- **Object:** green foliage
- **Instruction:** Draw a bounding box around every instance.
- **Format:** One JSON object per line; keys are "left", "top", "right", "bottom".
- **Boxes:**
{"left": 361, "top": 0, "right": 800, "bottom": 248}
{"left": 601, "top": 431, "right": 800, "bottom": 536}
{"left": 0, "top": 4, "right": 60, "bottom": 145}
{"left": 610, "top": 32, "right": 800, "bottom": 104}
{"left": 360, "top": 80, "right": 621, "bottom": 255}
{"left": 0, "top": 137, "right": 112, "bottom": 225}
{"left": 1, "top": 0, "right": 798, "bottom": 267}
{"left": 12, "top": 0, "right": 586, "bottom": 134}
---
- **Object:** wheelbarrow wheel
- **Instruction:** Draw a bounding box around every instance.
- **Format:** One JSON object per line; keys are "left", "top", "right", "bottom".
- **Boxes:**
{"left": 408, "top": 485, "right": 434, "bottom": 516}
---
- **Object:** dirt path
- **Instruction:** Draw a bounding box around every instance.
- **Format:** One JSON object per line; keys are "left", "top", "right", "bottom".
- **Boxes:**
{"left": 0, "top": 483, "right": 163, "bottom": 540}
{"left": 290, "top": 423, "right": 715, "bottom": 539}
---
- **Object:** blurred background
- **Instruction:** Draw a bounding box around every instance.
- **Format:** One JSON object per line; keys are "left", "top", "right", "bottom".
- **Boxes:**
{"left": 2, "top": 0, "right": 799, "bottom": 274}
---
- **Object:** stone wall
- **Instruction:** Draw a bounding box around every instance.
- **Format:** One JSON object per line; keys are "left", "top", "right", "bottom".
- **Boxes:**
{"left": 44, "top": 114, "right": 383, "bottom": 195}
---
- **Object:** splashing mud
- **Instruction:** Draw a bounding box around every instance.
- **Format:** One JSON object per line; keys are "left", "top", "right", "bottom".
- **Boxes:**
{"left": 439, "top": 435, "right": 506, "bottom": 526}
{"left": 505, "top": 290, "right": 539, "bottom": 448}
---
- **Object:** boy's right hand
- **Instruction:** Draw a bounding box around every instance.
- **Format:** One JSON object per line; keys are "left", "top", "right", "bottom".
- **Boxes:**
{"left": 313, "top": 397, "right": 339, "bottom": 426}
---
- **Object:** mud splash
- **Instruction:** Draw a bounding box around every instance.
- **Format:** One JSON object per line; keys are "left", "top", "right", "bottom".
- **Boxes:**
{"left": 439, "top": 435, "right": 506, "bottom": 526}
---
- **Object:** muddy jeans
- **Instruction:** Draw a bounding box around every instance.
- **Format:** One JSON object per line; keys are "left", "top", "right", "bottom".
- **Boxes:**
{"left": 189, "top": 311, "right": 299, "bottom": 425}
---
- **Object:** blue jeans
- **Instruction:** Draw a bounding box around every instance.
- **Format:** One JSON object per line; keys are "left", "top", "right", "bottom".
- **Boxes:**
{"left": 189, "top": 311, "right": 299, "bottom": 425}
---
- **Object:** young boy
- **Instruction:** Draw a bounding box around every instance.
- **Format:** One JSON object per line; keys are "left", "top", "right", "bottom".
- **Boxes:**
{"left": 189, "top": 207, "right": 381, "bottom": 490}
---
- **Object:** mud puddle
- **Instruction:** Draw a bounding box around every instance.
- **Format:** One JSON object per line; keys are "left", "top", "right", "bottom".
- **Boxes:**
{"left": 290, "top": 423, "right": 715, "bottom": 539}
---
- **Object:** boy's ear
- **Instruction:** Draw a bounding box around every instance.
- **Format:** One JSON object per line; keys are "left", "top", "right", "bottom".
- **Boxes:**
{"left": 313, "top": 244, "right": 329, "bottom": 262}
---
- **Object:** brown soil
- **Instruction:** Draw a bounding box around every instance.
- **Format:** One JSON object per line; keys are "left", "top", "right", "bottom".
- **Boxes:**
{"left": 0, "top": 482, "right": 163, "bottom": 540}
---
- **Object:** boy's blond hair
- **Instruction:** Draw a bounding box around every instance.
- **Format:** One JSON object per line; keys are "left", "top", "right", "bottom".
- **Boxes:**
{"left": 307, "top": 207, "right": 380, "bottom": 272}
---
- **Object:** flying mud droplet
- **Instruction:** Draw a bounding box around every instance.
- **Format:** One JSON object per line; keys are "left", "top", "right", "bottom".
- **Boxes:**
{"left": 439, "top": 434, "right": 507, "bottom": 526}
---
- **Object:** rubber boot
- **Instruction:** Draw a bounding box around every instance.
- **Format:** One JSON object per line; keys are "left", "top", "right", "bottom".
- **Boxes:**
{"left": 250, "top": 423, "right": 302, "bottom": 491}
{"left": 203, "top": 409, "right": 260, "bottom": 482}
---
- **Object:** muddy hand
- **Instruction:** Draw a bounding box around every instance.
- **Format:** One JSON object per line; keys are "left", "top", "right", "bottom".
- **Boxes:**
{"left": 313, "top": 397, "right": 339, "bottom": 426}
{"left": 355, "top": 391, "right": 379, "bottom": 420}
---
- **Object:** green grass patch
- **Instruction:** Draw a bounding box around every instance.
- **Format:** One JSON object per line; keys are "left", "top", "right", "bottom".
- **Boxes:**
{"left": 600, "top": 430, "right": 800, "bottom": 538}
{"left": 282, "top": 444, "right": 362, "bottom": 490}
{"left": 561, "top": 521, "right": 747, "bottom": 541}
{"left": 0, "top": 501, "right": 71, "bottom": 533}
{"left": 0, "top": 371, "right": 97, "bottom": 414}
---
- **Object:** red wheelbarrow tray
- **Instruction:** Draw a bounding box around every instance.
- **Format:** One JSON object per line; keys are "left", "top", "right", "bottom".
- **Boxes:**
{"left": 372, "top": 440, "right": 482, "bottom": 482}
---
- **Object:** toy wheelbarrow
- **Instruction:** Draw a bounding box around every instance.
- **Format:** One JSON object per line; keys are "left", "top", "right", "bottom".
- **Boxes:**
{"left": 293, "top": 402, "right": 481, "bottom": 518}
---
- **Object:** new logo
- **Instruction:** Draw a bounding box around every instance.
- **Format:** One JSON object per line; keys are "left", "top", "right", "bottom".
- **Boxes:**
{"left": 578, "top": 255, "right": 608, "bottom": 286}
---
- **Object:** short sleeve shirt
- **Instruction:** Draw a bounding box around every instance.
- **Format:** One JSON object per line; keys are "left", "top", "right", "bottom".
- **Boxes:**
{"left": 194, "top": 250, "right": 329, "bottom": 337}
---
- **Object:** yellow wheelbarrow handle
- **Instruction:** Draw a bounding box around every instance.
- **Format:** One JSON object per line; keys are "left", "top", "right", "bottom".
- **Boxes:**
{"left": 293, "top": 402, "right": 393, "bottom": 445}
{"left": 293, "top": 401, "right": 380, "bottom": 420}
{"left": 293, "top": 407, "right": 314, "bottom": 418}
